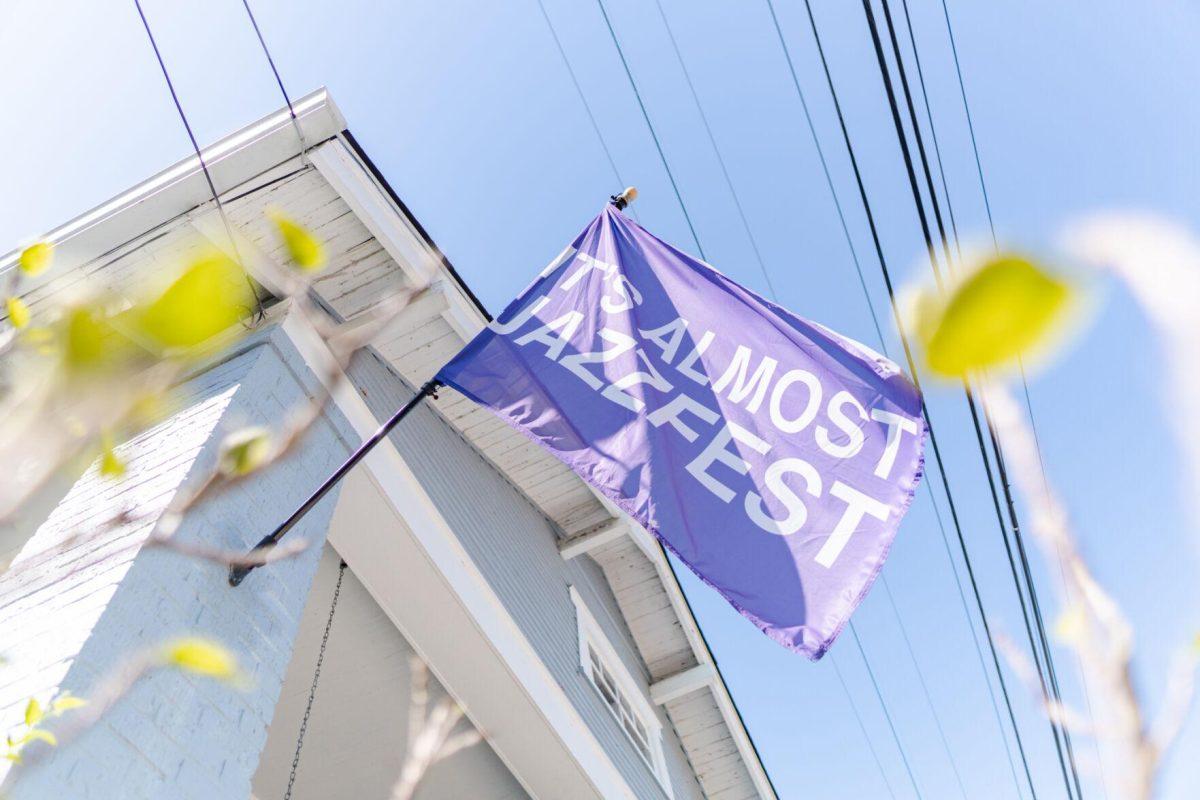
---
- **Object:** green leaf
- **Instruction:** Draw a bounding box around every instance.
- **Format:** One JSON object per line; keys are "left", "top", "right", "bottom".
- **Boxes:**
{"left": 18, "top": 242, "right": 53, "bottom": 277}
{"left": 50, "top": 693, "right": 87, "bottom": 716}
{"left": 21, "top": 729, "right": 57, "bottom": 747}
{"left": 161, "top": 638, "right": 239, "bottom": 681}
{"left": 919, "top": 255, "right": 1072, "bottom": 378}
{"left": 135, "top": 254, "right": 254, "bottom": 352}
{"left": 99, "top": 432, "right": 126, "bottom": 479}
{"left": 24, "top": 698, "right": 42, "bottom": 727}
{"left": 217, "top": 427, "right": 272, "bottom": 477}
{"left": 6, "top": 297, "right": 30, "bottom": 329}
{"left": 268, "top": 211, "right": 324, "bottom": 271}
{"left": 64, "top": 306, "right": 114, "bottom": 369}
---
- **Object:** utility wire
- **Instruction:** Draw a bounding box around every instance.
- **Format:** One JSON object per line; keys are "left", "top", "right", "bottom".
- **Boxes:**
{"left": 895, "top": 0, "right": 960, "bottom": 252}
{"left": 863, "top": 1, "right": 1077, "bottom": 795}
{"left": 597, "top": 6, "right": 914, "bottom": 796}
{"left": 762, "top": 0, "right": 885, "bottom": 349}
{"left": 535, "top": 0, "right": 636, "bottom": 220}
{"left": 240, "top": 0, "right": 308, "bottom": 161}
{"left": 880, "top": 576, "right": 968, "bottom": 799}
{"left": 902, "top": 4, "right": 1108, "bottom": 796}
{"left": 132, "top": 0, "right": 264, "bottom": 323}
{"left": 780, "top": 1, "right": 1039, "bottom": 796}
{"left": 868, "top": 1, "right": 1084, "bottom": 796}
{"left": 830, "top": 652, "right": 900, "bottom": 800}
{"left": 764, "top": 1, "right": 972, "bottom": 781}
{"left": 768, "top": 0, "right": 1029, "bottom": 793}
{"left": 652, "top": 0, "right": 777, "bottom": 299}
{"left": 849, "top": 622, "right": 923, "bottom": 799}
{"left": 589, "top": 7, "right": 789, "bottom": 795}
{"left": 656, "top": 6, "right": 969, "bottom": 793}
{"left": 934, "top": 6, "right": 1110, "bottom": 792}
{"left": 595, "top": 0, "right": 705, "bottom": 258}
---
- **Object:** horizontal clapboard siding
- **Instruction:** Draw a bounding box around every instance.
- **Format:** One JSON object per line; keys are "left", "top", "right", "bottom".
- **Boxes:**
{"left": 345, "top": 350, "right": 705, "bottom": 800}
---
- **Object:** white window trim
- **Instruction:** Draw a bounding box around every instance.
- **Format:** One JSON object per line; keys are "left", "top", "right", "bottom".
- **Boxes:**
{"left": 570, "top": 586, "right": 674, "bottom": 798}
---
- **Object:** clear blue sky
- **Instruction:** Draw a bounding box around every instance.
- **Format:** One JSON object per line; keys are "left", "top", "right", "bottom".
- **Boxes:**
{"left": 2, "top": 1, "right": 1197, "bottom": 797}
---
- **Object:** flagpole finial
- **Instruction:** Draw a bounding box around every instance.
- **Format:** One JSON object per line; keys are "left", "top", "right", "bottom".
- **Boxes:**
{"left": 610, "top": 187, "right": 638, "bottom": 210}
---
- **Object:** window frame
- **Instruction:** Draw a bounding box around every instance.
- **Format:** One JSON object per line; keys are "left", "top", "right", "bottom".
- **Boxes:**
{"left": 569, "top": 586, "right": 673, "bottom": 797}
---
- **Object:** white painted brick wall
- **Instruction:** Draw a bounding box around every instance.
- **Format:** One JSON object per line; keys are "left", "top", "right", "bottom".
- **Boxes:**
{"left": 0, "top": 325, "right": 359, "bottom": 799}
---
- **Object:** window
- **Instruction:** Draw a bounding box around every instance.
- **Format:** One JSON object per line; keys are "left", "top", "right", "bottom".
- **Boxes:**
{"left": 570, "top": 586, "right": 672, "bottom": 796}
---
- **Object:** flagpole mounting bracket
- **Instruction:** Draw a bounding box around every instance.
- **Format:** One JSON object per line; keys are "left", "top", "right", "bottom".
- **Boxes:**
{"left": 610, "top": 187, "right": 638, "bottom": 210}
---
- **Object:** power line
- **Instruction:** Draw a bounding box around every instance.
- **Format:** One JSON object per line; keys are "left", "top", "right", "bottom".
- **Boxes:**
{"left": 132, "top": 0, "right": 264, "bottom": 323}
{"left": 651, "top": 0, "right": 778, "bottom": 299}
{"left": 898, "top": 0, "right": 1107, "bottom": 794}
{"left": 867, "top": 1, "right": 1084, "bottom": 796}
{"left": 655, "top": 5, "right": 972, "bottom": 793}
{"left": 534, "top": 0, "right": 635, "bottom": 219}
{"left": 239, "top": 0, "right": 308, "bottom": 160}
{"left": 759, "top": 1, "right": 1025, "bottom": 790}
{"left": 762, "top": 0, "right": 885, "bottom": 350}
{"left": 596, "top": 6, "right": 925, "bottom": 796}
{"left": 868, "top": 1, "right": 1084, "bottom": 796}
{"left": 830, "top": 652, "right": 900, "bottom": 800}
{"left": 849, "top": 622, "right": 923, "bottom": 800}
{"left": 779, "top": 1, "right": 1040, "bottom": 796}
{"left": 932, "top": 8, "right": 1111, "bottom": 792}
{"left": 879, "top": 576, "right": 968, "bottom": 799}
{"left": 895, "top": 0, "right": 960, "bottom": 253}
{"left": 769, "top": 0, "right": 1030, "bottom": 792}
{"left": 595, "top": 0, "right": 705, "bottom": 258}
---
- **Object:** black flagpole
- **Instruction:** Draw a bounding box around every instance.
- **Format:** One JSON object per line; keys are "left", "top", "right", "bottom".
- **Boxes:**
{"left": 228, "top": 188, "right": 638, "bottom": 587}
{"left": 228, "top": 378, "right": 441, "bottom": 586}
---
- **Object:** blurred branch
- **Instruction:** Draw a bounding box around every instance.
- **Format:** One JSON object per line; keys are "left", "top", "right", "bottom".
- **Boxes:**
{"left": 981, "top": 380, "right": 1195, "bottom": 799}
{"left": 390, "top": 658, "right": 483, "bottom": 800}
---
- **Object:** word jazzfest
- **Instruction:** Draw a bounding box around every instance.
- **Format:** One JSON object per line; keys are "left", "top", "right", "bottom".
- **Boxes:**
{"left": 489, "top": 251, "right": 923, "bottom": 569}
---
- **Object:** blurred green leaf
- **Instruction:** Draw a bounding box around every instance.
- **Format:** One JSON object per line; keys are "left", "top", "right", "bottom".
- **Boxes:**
{"left": 918, "top": 255, "right": 1071, "bottom": 378}
{"left": 217, "top": 427, "right": 271, "bottom": 477}
{"left": 18, "top": 242, "right": 52, "bottom": 277}
{"left": 268, "top": 211, "right": 324, "bottom": 272}
{"left": 50, "top": 693, "right": 86, "bottom": 716}
{"left": 23, "top": 699, "right": 41, "bottom": 727}
{"left": 136, "top": 254, "right": 253, "bottom": 352}
{"left": 20, "top": 729, "right": 56, "bottom": 748}
{"left": 161, "top": 637, "right": 239, "bottom": 681}
{"left": 99, "top": 432, "right": 125, "bottom": 479}
{"left": 63, "top": 305, "right": 133, "bottom": 371}
{"left": 6, "top": 297, "right": 30, "bottom": 329}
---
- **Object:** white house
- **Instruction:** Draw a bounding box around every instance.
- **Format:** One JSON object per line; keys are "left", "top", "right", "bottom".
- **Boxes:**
{"left": 0, "top": 90, "right": 777, "bottom": 800}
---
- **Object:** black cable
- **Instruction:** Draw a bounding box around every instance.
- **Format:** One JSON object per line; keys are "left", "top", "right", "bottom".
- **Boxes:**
{"left": 896, "top": 0, "right": 960, "bottom": 255}
{"left": 652, "top": 0, "right": 778, "bottom": 299}
{"left": 535, "top": 0, "right": 636, "bottom": 220}
{"left": 936, "top": 5, "right": 1109, "bottom": 793}
{"left": 869, "top": 1, "right": 1085, "bottom": 796}
{"left": 595, "top": 0, "right": 705, "bottom": 258}
{"left": 763, "top": 6, "right": 1029, "bottom": 795}
{"left": 849, "top": 622, "right": 923, "bottom": 799}
{"left": 762, "top": 0, "right": 886, "bottom": 349}
{"left": 132, "top": 0, "right": 264, "bottom": 323}
{"left": 655, "top": 4, "right": 969, "bottom": 791}
{"left": 879, "top": 576, "right": 968, "bottom": 798}
{"left": 240, "top": 0, "right": 308, "bottom": 159}
{"left": 868, "top": 3, "right": 1084, "bottom": 796}
{"left": 787, "top": 1, "right": 1040, "bottom": 795}
{"left": 830, "top": 652, "right": 900, "bottom": 800}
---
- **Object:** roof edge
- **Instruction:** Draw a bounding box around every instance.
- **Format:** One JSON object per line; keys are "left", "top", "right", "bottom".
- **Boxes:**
{"left": 1, "top": 88, "right": 345, "bottom": 277}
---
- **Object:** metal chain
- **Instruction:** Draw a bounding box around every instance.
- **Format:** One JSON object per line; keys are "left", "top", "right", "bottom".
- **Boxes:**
{"left": 284, "top": 560, "right": 347, "bottom": 800}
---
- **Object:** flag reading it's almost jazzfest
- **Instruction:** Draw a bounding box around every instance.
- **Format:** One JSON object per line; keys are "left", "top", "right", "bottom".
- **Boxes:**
{"left": 438, "top": 204, "right": 925, "bottom": 658}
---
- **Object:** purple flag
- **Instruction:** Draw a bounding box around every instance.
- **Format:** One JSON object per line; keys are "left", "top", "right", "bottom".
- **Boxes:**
{"left": 437, "top": 206, "right": 925, "bottom": 658}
